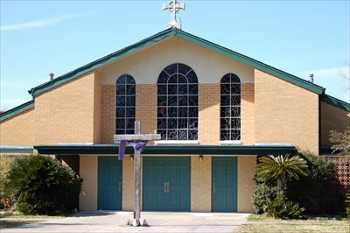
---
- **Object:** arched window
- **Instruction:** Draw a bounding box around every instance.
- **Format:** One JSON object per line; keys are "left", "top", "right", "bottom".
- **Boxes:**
{"left": 157, "top": 63, "right": 198, "bottom": 140}
{"left": 116, "top": 74, "right": 136, "bottom": 135}
{"left": 220, "top": 73, "right": 241, "bottom": 141}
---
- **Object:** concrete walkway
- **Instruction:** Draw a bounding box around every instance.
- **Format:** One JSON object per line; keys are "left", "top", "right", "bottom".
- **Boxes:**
{"left": 1, "top": 211, "right": 250, "bottom": 233}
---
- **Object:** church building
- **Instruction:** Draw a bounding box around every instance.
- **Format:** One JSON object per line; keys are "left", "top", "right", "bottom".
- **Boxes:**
{"left": 0, "top": 26, "right": 349, "bottom": 212}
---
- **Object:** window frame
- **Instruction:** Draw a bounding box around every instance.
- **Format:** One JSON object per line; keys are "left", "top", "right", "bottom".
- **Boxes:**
{"left": 220, "top": 73, "right": 241, "bottom": 142}
{"left": 157, "top": 63, "right": 198, "bottom": 141}
{"left": 115, "top": 74, "right": 136, "bottom": 135}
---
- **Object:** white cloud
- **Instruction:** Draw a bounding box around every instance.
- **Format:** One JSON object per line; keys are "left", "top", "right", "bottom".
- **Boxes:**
{"left": 0, "top": 15, "right": 78, "bottom": 32}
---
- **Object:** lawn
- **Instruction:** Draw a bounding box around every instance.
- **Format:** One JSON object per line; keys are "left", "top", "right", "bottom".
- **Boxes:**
{"left": 237, "top": 215, "right": 350, "bottom": 233}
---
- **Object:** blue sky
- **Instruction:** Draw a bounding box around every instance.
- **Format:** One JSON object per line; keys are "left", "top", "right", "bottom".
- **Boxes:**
{"left": 1, "top": 0, "right": 349, "bottom": 110}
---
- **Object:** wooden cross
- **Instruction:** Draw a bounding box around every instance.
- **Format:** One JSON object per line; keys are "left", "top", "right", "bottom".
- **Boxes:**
{"left": 114, "top": 121, "right": 160, "bottom": 227}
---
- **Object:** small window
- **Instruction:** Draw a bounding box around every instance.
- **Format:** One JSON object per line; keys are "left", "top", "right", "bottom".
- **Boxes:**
{"left": 116, "top": 74, "right": 136, "bottom": 134}
{"left": 220, "top": 73, "right": 241, "bottom": 140}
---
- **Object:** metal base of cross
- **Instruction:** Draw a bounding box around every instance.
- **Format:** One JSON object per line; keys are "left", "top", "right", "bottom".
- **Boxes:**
{"left": 127, "top": 218, "right": 149, "bottom": 227}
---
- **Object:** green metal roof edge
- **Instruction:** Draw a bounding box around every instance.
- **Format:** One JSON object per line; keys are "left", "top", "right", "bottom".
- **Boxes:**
{"left": 321, "top": 94, "right": 350, "bottom": 112}
{"left": 34, "top": 144, "right": 297, "bottom": 155}
{"left": 0, "top": 100, "right": 34, "bottom": 122}
{"left": 29, "top": 27, "right": 325, "bottom": 97}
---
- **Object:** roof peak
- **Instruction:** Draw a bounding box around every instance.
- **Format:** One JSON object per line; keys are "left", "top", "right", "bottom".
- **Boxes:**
{"left": 28, "top": 28, "right": 325, "bottom": 97}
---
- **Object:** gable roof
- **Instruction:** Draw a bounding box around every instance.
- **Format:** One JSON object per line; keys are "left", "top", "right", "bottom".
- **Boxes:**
{"left": 0, "top": 100, "right": 34, "bottom": 122}
{"left": 321, "top": 94, "right": 350, "bottom": 112}
{"left": 1, "top": 28, "right": 348, "bottom": 123}
{"left": 28, "top": 27, "right": 325, "bottom": 97}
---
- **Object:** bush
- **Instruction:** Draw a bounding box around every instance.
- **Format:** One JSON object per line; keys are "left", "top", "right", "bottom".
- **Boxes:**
{"left": 266, "top": 193, "right": 305, "bottom": 219}
{"left": 5, "top": 156, "right": 82, "bottom": 215}
{"left": 252, "top": 175, "right": 277, "bottom": 214}
{"left": 0, "top": 154, "right": 20, "bottom": 210}
{"left": 287, "top": 152, "right": 345, "bottom": 215}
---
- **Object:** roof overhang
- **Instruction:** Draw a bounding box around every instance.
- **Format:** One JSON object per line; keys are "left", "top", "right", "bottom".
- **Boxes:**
{"left": 34, "top": 144, "right": 297, "bottom": 156}
{"left": 0, "top": 145, "right": 34, "bottom": 154}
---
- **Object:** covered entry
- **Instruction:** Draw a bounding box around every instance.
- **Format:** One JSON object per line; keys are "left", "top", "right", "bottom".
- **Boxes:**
{"left": 98, "top": 157, "right": 122, "bottom": 210}
{"left": 212, "top": 157, "right": 237, "bottom": 212}
{"left": 143, "top": 157, "right": 191, "bottom": 211}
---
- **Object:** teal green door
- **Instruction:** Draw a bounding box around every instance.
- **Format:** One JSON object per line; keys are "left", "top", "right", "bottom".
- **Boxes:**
{"left": 98, "top": 157, "right": 122, "bottom": 210}
{"left": 212, "top": 157, "right": 237, "bottom": 212}
{"left": 143, "top": 157, "right": 190, "bottom": 211}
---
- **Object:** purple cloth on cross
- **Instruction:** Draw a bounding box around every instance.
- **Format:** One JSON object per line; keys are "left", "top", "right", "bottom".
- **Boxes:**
{"left": 118, "top": 140, "right": 148, "bottom": 160}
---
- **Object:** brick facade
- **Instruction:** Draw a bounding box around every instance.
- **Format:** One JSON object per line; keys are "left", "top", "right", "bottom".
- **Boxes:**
{"left": 254, "top": 69, "right": 320, "bottom": 154}
{"left": 0, "top": 108, "right": 34, "bottom": 145}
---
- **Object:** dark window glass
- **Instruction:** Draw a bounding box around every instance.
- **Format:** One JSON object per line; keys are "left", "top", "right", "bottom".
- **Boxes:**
{"left": 126, "top": 85, "right": 135, "bottom": 95}
{"left": 220, "top": 73, "right": 241, "bottom": 140}
{"left": 157, "top": 63, "right": 198, "bottom": 140}
{"left": 158, "top": 84, "right": 167, "bottom": 95}
{"left": 158, "top": 71, "right": 169, "bottom": 84}
{"left": 115, "top": 74, "right": 136, "bottom": 134}
{"left": 125, "top": 108, "right": 135, "bottom": 117}
{"left": 116, "top": 107, "right": 125, "bottom": 118}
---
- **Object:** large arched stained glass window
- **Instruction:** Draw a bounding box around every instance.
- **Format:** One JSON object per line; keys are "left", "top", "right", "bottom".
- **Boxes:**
{"left": 220, "top": 73, "right": 241, "bottom": 141}
{"left": 157, "top": 63, "right": 198, "bottom": 140}
{"left": 116, "top": 74, "right": 136, "bottom": 135}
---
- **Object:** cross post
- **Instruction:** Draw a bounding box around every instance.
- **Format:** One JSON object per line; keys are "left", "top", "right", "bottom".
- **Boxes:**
{"left": 114, "top": 121, "right": 160, "bottom": 227}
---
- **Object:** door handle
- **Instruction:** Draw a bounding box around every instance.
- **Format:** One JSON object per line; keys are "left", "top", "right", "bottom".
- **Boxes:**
{"left": 163, "top": 182, "right": 170, "bottom": 193}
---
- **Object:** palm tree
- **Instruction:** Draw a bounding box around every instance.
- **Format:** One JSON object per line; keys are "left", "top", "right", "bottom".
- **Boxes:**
{"left": 257, "top": 154, "right": 309, "bottom": 194}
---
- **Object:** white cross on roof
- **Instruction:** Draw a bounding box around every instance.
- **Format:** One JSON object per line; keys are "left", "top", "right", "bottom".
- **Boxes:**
{"left": 162, "top": 0, "right": 185, "bottom": 29}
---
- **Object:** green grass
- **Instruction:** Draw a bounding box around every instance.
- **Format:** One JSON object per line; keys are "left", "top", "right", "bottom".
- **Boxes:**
{"left": 237, "top": 215, "right": 350, "bottom": 233}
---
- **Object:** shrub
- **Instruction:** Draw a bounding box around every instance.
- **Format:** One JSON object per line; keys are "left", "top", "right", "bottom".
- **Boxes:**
{"left": 252, "top": 175, "right": 277, "bottom": 214}
{"left": 5, "top": 156, "right": 82, "bottom": 215}
{"left": 266, "top": 193, "right": 305, "bottom": 219}
{"left": 287, "top": 152, "right": 345, "bottom": 215}
{"left": 0, "top": 154, "right": 19, "bottom": 210}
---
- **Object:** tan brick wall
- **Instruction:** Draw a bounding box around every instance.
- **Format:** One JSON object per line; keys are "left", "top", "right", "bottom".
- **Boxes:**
{"left": 101, "top": 85, "right": 115, "bottom": 143}
{"left": 122, "top": 156, "right": 134, "bottom": 210}
{"left": 79, "top": 156, "right": 97, "bottom": 210}
{"left": 93, "top": 74, "right": 102, "bottom": 143}
{"left": 0, "top": 109, "right": 34, "bottom": 145}
{"left": 34, "top": 73, "right": 99, "bottom": 144}
{"left": 255, "top": 69, "right": 319, "bottom": 154}
{"left": 237, "top": 156, "right": 256, "bottom": 213}
{"left": 241, "top": 83, "right": 255, "bottom": 144}
{"left": 191, "top": 156, "right": 211, "bottom": 212}
{"left": 320, "top": 101, "right": 349, "bottom": 146}
{"left": 199, "top": 84, "right": 220, "bottom": 144}
{"left": 136, "top": 85, "right": 156, "bottom": 137}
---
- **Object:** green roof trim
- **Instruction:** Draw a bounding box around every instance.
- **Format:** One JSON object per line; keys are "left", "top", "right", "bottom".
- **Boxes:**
{"left": 0, "top": 100, "right": 34, "bottom": 122}
{"left": 29, "top": 28, "right": 325, "bottom": 97}
{"left": 321, "top": 94, "right": 350, "bottom": 112}
{"left": 34, "top": 144, "right": 297, "bottom": 155}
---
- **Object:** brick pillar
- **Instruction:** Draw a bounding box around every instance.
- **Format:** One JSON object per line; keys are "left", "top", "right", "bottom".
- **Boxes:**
{"left": 198, "top": 84, "right": 220, "bottom": 144}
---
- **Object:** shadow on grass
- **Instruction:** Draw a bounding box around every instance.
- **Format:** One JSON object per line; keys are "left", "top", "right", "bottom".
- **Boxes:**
{"left": 0, "top": 219, "right": 38, "bottom": 229}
